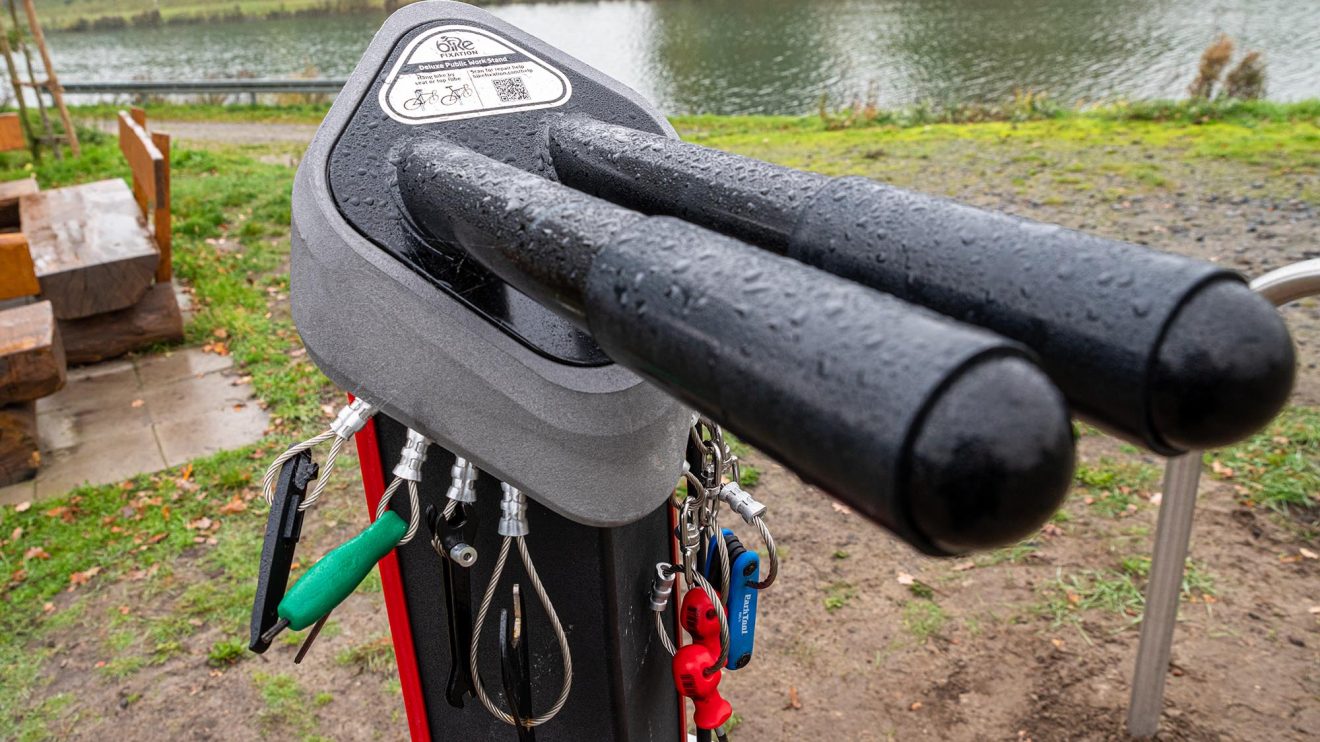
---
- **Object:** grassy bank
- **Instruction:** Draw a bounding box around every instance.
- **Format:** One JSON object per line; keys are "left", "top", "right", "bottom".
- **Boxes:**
{"left": 0, "top": 106, "right": 1316, "bottom": 738}
{"left": 69, "top": 97, "right": 1320, "bottom": 128}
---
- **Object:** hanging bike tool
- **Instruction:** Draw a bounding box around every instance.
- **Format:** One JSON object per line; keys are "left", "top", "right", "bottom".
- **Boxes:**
{"left": 250, "top": 450, "right": 317, "bottom": 653}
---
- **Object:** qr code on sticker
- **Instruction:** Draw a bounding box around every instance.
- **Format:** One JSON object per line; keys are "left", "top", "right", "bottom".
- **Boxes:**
{"left": 492, "top": 76, "right": 531, "bottom": 102}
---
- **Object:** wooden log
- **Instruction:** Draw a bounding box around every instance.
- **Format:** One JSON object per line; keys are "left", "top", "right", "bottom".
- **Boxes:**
{"left": 21, "top": 179, "right": 159, "bottom": 320}
{"left": 0, "top": 400, "right": 38, "bottom": 486}
{"left": 0, "top": 232, "right": 39, "bottom": 301}
{"left": 0, "top": 300, "right": 65, "bottom": 404}
{"left": 58, "top": 281, "right": 183, "bottom": 365}
{"left": 0, "top": 177, "right": 38, "bottom": 231}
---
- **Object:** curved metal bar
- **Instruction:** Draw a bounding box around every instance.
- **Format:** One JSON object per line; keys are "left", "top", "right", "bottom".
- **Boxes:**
{"left": 1127, "top": 258, "right": 1320, "bottom": 738}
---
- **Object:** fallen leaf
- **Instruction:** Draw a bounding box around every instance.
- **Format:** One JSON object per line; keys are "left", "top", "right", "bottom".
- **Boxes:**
{"left": 10, "top": 527, "right": 21, "bottom": 541}
{"left": 14, "top": 501, "right": 30, "bottom": 513}
{"left": 1150, "top": 492, "right": 1163, "bottom": 505}
{"left": 68, "top": 566, "right": 102, "bottom": 589}
{"left": 784, "top": 686, "right": 802, "bottom": 710}
{"left": 1300, "top": 547, "right": 1318, "bottom": 560}
{"left": 118, "top": 606, "right": 131, "bottom": 616}
{"left": 42, "top": 602, "right": 55, "bottom": 613}
{"left": 1308, "top": 606, "right": 1320, "bottom": 614}
{"left": 218, "top": 497, "right": 248, "bottom": 515}
{"left": 830, "top": 501, "right": 852, "bottom": 515}
{"left": 212, "top": 327, "right": 229, "bottom": 340}
{"left": 1211, "top": 460, "right": 1234, "bottom": 478}
{"left": 1041, "top": 523, "right": 1063, "bottom": 538}
{"left": 910, "top": 701, "right": 923, "bottom": 711}
{"left": 147, "top": 533, "right": 168, "bottom": 544}
{"left": 187, "top": 517, "right": 213, "bottom": 531}
{"left": 897, "top": 572, "right": 915, "bottom": 586}
{"left": 44, "top": 505, "right": 75, "bottom": 523}
{"left": 130, "top": 399, "right": 145, "bottom": 408}
{"left": 180, "top": 463, "right": 194, "bottom": 481}
{"left": 952, "top": 561, "right": 976, "bottom": 572}
{"left": 8, "top": 568, "right": 26, "bottom": 586}
{"left": 23, "top": 547, "right": 50, "bottom": 561}
{"left": 95, "top": 661, "right": 106, "bottom": 668}
{"left": 1051, "top": 638, "right": 1065, "bottom": 649}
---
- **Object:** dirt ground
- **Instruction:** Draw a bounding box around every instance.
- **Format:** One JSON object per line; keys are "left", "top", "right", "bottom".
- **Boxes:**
{"left": 17, "top": 119, "right": 1320, "bottom": 741}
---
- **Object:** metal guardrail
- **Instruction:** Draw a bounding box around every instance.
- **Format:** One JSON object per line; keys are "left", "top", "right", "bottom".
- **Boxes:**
{"left": 61, "top": 79, "right": 347, "bottom": 95}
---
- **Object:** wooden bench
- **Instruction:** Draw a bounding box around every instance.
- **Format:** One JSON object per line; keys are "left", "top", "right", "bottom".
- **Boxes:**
{"left": 0, "top": 199, "right": 65, "bottom": 486}
{"left": 18, "top": 108, "right": 183, "bottom": 364}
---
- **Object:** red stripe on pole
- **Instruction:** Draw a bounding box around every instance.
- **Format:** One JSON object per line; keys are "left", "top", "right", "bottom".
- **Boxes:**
{"left": 354, "top": 409, "right": 432, "bottom": 742}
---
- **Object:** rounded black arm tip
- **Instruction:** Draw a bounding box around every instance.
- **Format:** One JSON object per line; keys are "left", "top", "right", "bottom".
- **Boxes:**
{"left": 1149, "top": 279, "right": 1295, "bottom": 451}
{"left": 905, "top": 356, "right": 1076, "bottom": 555}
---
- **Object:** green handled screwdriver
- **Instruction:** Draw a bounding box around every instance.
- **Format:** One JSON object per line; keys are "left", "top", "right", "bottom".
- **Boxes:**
{"left": 261, "top": 510, "right": 407, "bottom": 660}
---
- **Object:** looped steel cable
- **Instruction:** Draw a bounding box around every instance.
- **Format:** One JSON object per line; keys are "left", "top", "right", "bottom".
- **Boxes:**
{"left": 301, "top": 435, "right": 346, "bottom": 510}
{"left": 261, "top": 430, "right": 335, "bottom": 506}
{"left": 373, "top": 477, "right": 422, "bottom": 545}
{"left": 747, "top": 514, "right": 778, "bottom": 590}
{"left": 470, "top": 535, "right": 574, "bottom": 728}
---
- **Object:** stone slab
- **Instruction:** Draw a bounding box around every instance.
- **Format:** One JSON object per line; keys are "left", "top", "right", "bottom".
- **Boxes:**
{"left": 0, "top": 346, "right": 268, "bottom": 504}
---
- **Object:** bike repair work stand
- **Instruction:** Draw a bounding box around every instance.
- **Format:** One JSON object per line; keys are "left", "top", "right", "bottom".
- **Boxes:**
{"left": 272, "top": 4, "right": 1295, "bottom": 741}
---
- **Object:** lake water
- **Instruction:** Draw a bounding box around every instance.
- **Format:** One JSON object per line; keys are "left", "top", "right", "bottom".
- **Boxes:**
{"left": 48, "top": 0, "right": 1320, "bottom": 114}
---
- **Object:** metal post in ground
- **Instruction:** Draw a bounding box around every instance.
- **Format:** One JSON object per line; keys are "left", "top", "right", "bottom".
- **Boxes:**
{"left": 1127, "top": 258, "right": 1320, "bottom": 737}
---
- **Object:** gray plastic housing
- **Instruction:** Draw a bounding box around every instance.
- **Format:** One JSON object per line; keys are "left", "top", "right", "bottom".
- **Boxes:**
{"left": 290, "top": 0, "right": 693, "bottom": 527}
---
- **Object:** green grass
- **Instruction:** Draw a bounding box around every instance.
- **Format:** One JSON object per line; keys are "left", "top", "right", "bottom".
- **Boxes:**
{"left": 1073, "top": 457, "right": 1161, "bottom": 518}
{"left": 1038, "top": 557, "right": 1216, "bottom": 630}
{"left": 37, "top": 0, "right": 386, "bottom": 31}
{"left": 252, "top": 671, "right": 320, "bottom": 735}
{"left": 1212, "top": 407, "right": 1320, "bottom": 514}
{"left": 901, "top": 600, "right": 948, "bottom": 641}
{"left": 336, "top": 635, "right": 396, "bottom": 675}
{"left": 207, "top": 639, "right": 247, "bottom": 667}
{"left": 822, "top": 581, "right": 857, "bottom": 613}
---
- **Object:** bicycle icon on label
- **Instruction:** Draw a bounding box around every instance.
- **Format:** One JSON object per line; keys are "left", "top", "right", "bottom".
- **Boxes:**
{"left": 439, "top": 84, "right": 474, "bottom": 106}
{"left": 401, "top": 84, "right": 474, "bottom": 112}
{"left": 402, "top": 89, "right": 439, "bottom": 111}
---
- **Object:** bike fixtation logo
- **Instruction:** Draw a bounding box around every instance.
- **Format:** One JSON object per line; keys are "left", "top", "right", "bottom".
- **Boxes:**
{"left": 435, "top": 34, "right": 477, "bottom": 57}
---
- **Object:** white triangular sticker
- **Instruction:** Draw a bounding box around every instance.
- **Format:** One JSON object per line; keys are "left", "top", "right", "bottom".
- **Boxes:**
{"left": 379, "top": 25, "right": 573, "bottom": 125}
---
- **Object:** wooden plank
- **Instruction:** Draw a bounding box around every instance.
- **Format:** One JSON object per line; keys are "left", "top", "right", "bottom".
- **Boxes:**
{"left": 151, "top": 130, "right": 171, "bottom": 282}
{"left": 0, "top": 300, "right": 65, "bottom": 404}
{"left": 0, "top": 233, "right": 39, "bottom": 301}
{"left": 118, "top": 111, "right": 162, "bottom": 206}
{"left": 0, "top": 399, "right": 38, "bottom": 486}
{"left": 20, "top": 179, "right": 159, "bottom": 319}
{"left": 59, "top": 281, "right": 183, "bottom": 365}
{"left": 0, "top": 113, "right": 25, "bottom": 152}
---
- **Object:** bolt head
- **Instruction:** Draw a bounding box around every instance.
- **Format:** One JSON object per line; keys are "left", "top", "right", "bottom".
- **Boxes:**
{"left": 449, "top": 543, "right": 478, "bottom": 567}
